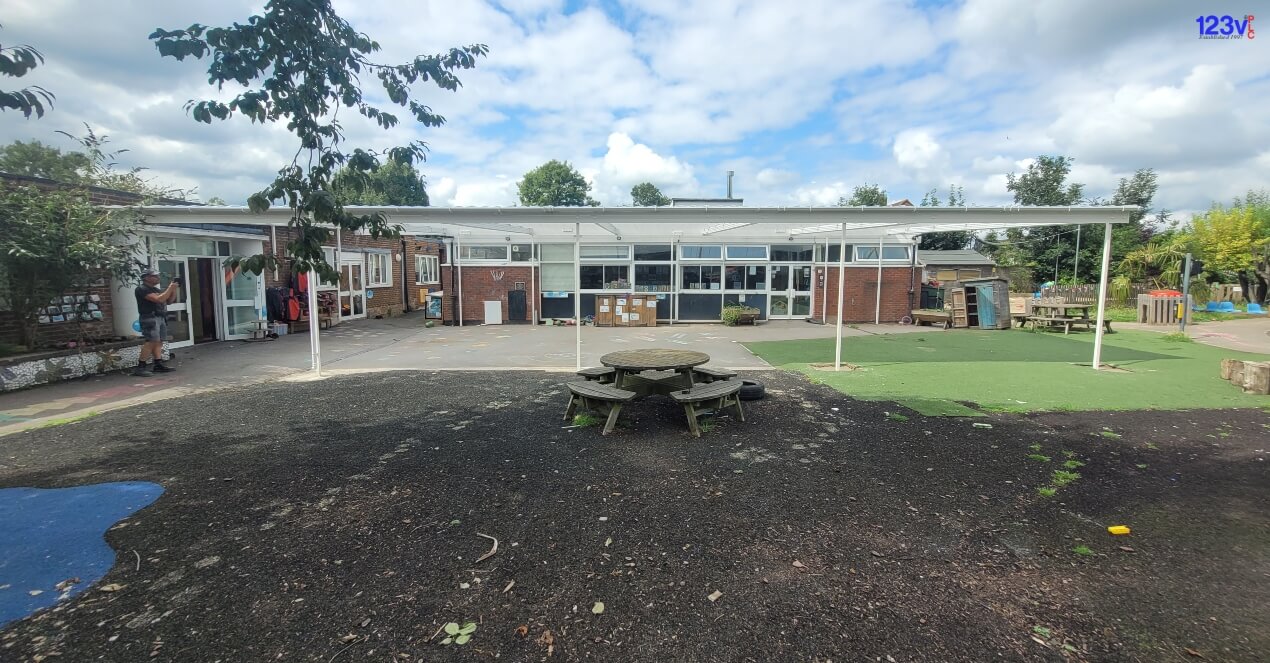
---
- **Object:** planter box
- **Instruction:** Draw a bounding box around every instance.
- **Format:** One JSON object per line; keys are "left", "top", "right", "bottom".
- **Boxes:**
{"left": 0, "top": 340, "right": 170, "bottom": 393}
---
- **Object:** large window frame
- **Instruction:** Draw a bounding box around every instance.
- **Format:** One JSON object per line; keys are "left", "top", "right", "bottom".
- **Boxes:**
{"left": 856, "top": 245, "right": 912, "bottom": 261}
{"left": 680, "top": 264, "right": 722, "bottom": 291}
{"left": 366, "top": 252, "right": 392, "bottom": 288}
{"left": 415, "top": 255, "right": 440, "bottom": 285}
{"left": 725, "top": 245, "right": 769, "bottom": 261}
{"left": 579, "top": 264, "right": 630, "bottom": 291}
{"left": 460, "top": 244, "right": 510, "bottom": 261}
{"left": 679, "top": 245, "right": 722, "bottom": 260}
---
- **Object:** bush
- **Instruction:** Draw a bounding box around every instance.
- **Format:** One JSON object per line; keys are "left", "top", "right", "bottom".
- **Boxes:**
{"left": 721, "top": 304, "right": 759, "bottom": 326}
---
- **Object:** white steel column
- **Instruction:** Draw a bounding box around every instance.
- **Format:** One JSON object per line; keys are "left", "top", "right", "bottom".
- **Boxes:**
{"left": 834, "top": 224, "right": 847, "bottom": 371}
{"left": 456, "top": 235, "right": 464, "bottom": 327}
{"left": 335, "top": 228, "right": 342, "bottom": 324}
{"left": 308, "top": 268, "right": 321, "bottom": 374}
{"left": 530, "top": 237, "right": 537, "bottom": 326}
{"left": 1092, "top": 222, "right": 1113, "bottom": 370}
{"left": 820, "top": 238, "right": 829, "bottom": 324}
{"left": 874, "top": 237, "right": 884, "bottom": 325}
{"left": 574, "top": 222, "right": 582, "bottom": 370}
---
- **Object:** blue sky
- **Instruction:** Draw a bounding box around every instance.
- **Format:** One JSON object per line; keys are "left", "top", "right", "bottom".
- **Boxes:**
{"left": 1, "top": 0, "right": 1267, "bottom": 219}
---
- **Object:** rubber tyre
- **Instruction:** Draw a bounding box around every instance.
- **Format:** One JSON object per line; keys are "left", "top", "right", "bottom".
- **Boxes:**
{"left": 739, "top": 379, "right": 766, "bottom": 401}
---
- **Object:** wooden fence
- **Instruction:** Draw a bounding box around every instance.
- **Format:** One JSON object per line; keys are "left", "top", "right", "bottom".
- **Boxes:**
{"left": 1039, "top": 283, "right": 1155, "bottom": 307}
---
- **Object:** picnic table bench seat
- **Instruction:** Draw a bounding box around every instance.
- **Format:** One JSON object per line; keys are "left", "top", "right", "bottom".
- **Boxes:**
{"left": 576, "top": 366, "right": 616, "bottom": 383}
{"left": 1027, "top": 316, "right": 1113, "bottom": 335}
{"left": 910, "top": 309, "right": 951, "bottom": 329}
{"left": 564, "top": 382, "right": 637, "bottom": 435}
{"left": 692, "top": 365, "right": 737, "bottom": 382}
{"left": 670, "top": 380, "right": 745, "bottom": 438}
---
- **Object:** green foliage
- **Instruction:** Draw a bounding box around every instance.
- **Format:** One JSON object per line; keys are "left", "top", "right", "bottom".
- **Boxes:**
{"left": 1062, "top": 459, "right": 1085, "bottom": 470}
{"left": 837, "top": 183, "right": 887, "bottom": 207}
{"left": 1072, "top": 545, "right": 1093, "bottom": 556}
{"left": 151, "top": 0, "right": 486, "bottom": 283}
{"left": 333, "top": 160, "right": 430, "bottom": 206}
{"left": 1036, "top": 487, "right": 1057, "bottom": 497}
{"left": 1007, "top": 156, "right": 1084, "bottom": 206}
{"left": 720, "top": 303, "right": 756, "bottom": 326}
{"left": 1027, "top": 454, "right": 1051, "bottom": 462}
{"left": 918, "top": 185, "right": 973, "bottom": 250}
{"left": 0, "top": 140, "right": 89, "bottom": 181}
{"left": 1190, "top": 195, "right": 1270, "bottom": 303}
{"left": 517, "top": 160, "right": 598, "bottom": 207}
{"left": 630, "top": 182, "right": 670, "bottom": 206}
{"left": 205, "top": 196, "right": 228, "bottom": 206}
{"left": 572, "top": 413, "right": 601, "bottom": 427}
{"left": 1160, "top": 332, "right": 1192, "bottom": 343}
{"left": 1051, "top": 470, "right": 1081, "bottom": 487}
{"left": 1032, "top": 626, "right": 1052, "bottom": 638}
{"left": 0, "top": 26, "right": 54, "bottom": 118}
{"left": 1098, "top": 428, "right": 1121, "bottom": 439}
{"left": 885, "top": 412, "right": 909, "bottom": 422}
{"left": 440, "top": 621, "right": 476, "bottom": 646}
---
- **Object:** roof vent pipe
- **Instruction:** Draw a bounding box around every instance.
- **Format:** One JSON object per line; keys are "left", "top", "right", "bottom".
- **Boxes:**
{"left": 726, "top": 170, "right": 734, "bottom": 199}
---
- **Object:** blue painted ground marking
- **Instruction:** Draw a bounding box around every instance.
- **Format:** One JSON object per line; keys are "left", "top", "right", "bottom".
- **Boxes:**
{"left": 0, "top": 481, "right": 163, "bottom": 627}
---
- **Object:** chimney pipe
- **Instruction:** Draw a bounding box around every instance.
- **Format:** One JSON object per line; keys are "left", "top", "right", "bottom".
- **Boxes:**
{"left": 726, "top": 170, "right": 734, "bottom": 199}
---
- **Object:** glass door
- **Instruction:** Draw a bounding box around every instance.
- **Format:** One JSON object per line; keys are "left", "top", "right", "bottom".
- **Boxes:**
{"left": 768, "top": 264, "right": 812, "bottom": 319}
{"left": 155, "top": 258, "right": 193, "bottom": 346}
{"left": 222, "top": 264, "right": 261, "bottom": 340}
{"left": 340, "top": 253, "right": 366, "bottom": 319}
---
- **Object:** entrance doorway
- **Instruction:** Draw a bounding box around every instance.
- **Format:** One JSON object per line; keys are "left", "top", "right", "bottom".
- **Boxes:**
{"left": 768, "top": 264, "right": 812, "bottom": 319}
{"left": 189, "top": 258, "right": 219, "bottom": 343}
{"left": 340, "top": 253, "right": 366, "bottom": 319}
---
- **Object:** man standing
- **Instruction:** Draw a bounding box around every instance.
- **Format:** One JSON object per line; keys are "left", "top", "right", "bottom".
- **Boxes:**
{"left": 134, "top": 268, "right": 180, "bottom": 376}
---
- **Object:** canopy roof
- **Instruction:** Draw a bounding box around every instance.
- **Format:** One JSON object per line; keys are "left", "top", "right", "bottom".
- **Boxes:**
{"left": 132, "top": 205, "right": 1137, "bottom": 242}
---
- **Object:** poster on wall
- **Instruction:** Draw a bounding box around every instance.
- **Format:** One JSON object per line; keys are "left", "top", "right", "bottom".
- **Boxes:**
{"left": 426, "top": 295, "right": 442, "bottom": 319}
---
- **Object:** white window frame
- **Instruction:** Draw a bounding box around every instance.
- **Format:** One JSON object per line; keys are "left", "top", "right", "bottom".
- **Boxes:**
{"left": 679, "top": 244, "right": 722, "bottom": 260}
{"left": 367, "top": 252, "right": 392, "bottom": 287}
{"left": 461, "top": 244, "right": 510, "bottom": 261}
{"left": 725, "top": 245, "right": 769, "bottom": 261}
{"left": 856, "top": 245, "right": 911, "bottom": 261}
{"left": 579, "top": 245, "right": 630, "bottom": 260}
{"left": 415, "top": 254, "right": 440, "bottom": 284}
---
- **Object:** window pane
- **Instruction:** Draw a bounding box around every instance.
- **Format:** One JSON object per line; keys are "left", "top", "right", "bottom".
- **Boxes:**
{"left": 542, "top": 263, "right": 574, "bottom": 290}
{"left": 680, "top": 245, "right": 721, "bottom": 259}
{"left": 580, "top": 245, "right": 629, "bottom": 259}
{"left": 770, "top": 265, "right": 789, "bottom": 291}
{"left": 680, "top": 265, "right": 701, "bottom": 289}
{"left": 579, "top": 265, "right": 604, "bottom": 289}
{"left": 511, "top": 244, "right": 532, "bottom": 261}
{"left": 539, "top": 244, "right": 574, "bottom": 261}
{"left": 857, "top": 246, "right": 879, "bottom": 260}
{"left": 635, "top": 264, "right": 672, "bottom": 292}
{"left": 701, "top": 265, "right": 721, "bottom": 289}
{"left": 745, "top": 265, "right": 767, "bottom": 289}
{"left": 465, "top": 245, "right": 508, "bottom": 260}
{"left": 770, "top": 244, "right": 813, "bottom": 261}
{"left": 603, "top": 265, "right": 630, "bottom": 289}
{"left": 634, "top": 244, "right": 672, "bottom": 261}
{"left": 820, "top": 244, "right": 853, "bottom": 262}
{"left": 726, "top": 245, "right": 767, "bottom": 260}
{"left": 882, "top": 246, "right": 909, "bottom": 260}
{"left": 724, "top": 265, "right": 745, "bottom": 290}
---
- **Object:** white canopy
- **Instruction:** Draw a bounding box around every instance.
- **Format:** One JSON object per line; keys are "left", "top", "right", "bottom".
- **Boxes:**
{"left": 131, "top": 204, "right": 1136, "bottom": 374}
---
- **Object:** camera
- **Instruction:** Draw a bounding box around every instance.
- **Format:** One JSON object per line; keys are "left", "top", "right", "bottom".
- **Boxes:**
{"left": 172, "top": 277, "right": 182, "bottom": 285}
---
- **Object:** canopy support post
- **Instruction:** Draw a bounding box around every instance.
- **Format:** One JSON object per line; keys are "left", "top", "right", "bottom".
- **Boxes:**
{"left": 308, "top": 268, "right": 321, "bottom": 375}
{"left": 834, "top": 224, "right": 847, "bottom": 371}
{"left": 574, "top": 222, "right": 581, "bottom": 371}
{"left": 874, "top": 236, "right": 883, "bottom": 325}
{"left": 1092, "top": 222, "right": 1113, "bottom": 370}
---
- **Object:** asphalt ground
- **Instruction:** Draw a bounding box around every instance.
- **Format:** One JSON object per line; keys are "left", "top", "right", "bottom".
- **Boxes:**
{"left": 0, "top": 370, "right": 1266, "bottom": 662}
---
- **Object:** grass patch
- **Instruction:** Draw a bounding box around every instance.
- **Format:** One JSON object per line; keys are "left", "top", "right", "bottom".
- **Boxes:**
{"left": 699, "top": 418, "right": 718, "bottom": 433}
{"left": 572, "top": 413, "right": 602, "bottom": 428}
{"left": 1027, "top": 454, "right": 1052, "bottom": 462}
{"left": 1037, "top": 487, "right": 1057, "bottom": 497}
{"left": 1051, "top": 470, "right": 1081, "bottom": 487}
{"left": 1160, "top": 331, "right": 1192, "bottom": 343}
{"left": 1072, "top": 545, "right": 1094, "bottom": 557}
{"left": 746, "top": 329, "right": 1270, "bottom": 413}
{"left": 894, "top": 397, "right": 983, "bottom": 417}
{"left": 1029, "top": 443, "right": 1043, "bottom": 452}
{"left": 1062, "top": 459, "right": 1085, "bottom": 470}
{"left": 35, "top": 411, "right": 100, "bottom": 429}
{"left": 1099, "top": 429, "right": 1122, "bottom": 439}
{"left": 884, "top": 412, "right": 909, "bottom": 422}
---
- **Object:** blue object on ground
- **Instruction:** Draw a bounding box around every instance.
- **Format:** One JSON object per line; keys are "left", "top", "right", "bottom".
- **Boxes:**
{"left": 1205, "top": 302, "right": 1220, "bottom": 312}
{"left": 0, "top": 482, "right": 163, "bottom": 627}
{"left": 1216, "top": 301, "right": 1236, "bottom": 313}
{"left": 1247, "top": 303, "right": 1266, "bottom": 314}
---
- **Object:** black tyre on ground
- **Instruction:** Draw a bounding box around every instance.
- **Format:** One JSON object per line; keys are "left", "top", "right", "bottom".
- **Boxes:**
{"left": 739, "top": 379, "right": 765, "bottom": 400}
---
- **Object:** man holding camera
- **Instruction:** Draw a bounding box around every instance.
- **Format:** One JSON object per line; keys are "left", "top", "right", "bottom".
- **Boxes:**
{"left": 133, "top": 268, "right": 180, "bottom": 376}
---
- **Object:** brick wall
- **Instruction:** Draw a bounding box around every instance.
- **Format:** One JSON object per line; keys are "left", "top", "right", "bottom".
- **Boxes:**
{"left": 0, "top": 281, "right": 116, "bottom": 348}
{"left": 812, "top": 266, "right": 918, "bottom": 323}
{"left": 441, "top": 265, "right": 537, "bottom": 324}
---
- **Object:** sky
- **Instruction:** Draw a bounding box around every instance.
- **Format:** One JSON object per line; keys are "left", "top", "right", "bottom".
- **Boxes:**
{"left": 1, "top": 0, "right": 1266, "bottom": 219}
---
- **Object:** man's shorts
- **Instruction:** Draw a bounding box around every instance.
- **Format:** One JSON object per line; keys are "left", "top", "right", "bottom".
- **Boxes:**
{"left": 140, "top": 316, "right": 168, "bottom": 342}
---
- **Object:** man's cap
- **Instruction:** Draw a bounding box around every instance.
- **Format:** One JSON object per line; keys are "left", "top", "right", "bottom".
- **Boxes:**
{"left": 141, "top": 268, "right": 160, "bottom": 277}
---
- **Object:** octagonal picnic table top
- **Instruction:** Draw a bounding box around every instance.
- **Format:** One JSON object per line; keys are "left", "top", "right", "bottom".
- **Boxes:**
{"left": 600, "top": 348, "right": 711, "bottom": 372}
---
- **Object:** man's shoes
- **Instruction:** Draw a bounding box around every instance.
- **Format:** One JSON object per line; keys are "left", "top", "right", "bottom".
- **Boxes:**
{"left": 132, "top": 364, "right": 154, "bottom": 377}
{"left": 152, "top": 363, "right": 176, "bottom": 373}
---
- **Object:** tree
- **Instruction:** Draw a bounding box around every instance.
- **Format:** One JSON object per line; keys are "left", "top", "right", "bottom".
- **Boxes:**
{"left": 630, "top": 182, "right": 670, "bottom": 207}
{"left": 0, "top": 140, "right": 89, "bottom": 181}
{"left": 918, "top": 185, "right": 973, "bottom": 251}
{"left": 517, "top": 160, "right": 599, "bottom": 207}
{"left": 1006, "top": 156, "right": 1084, "bottom": 206}
{"left": 1000, "top": 156, "right": 1088, "bottom": 283}
{"left": 332, "top": 159, "right": 429, "bottom": 206}
{"left": 837, "top": 183, "right": 887, "bottom": 207}
{"left": 1, "top": 26, "right": 53, "bottom": 118}
{"left": 1190, "top": 193, "right": 1270, "bottom": 304}
{"left": 206, "top": 196, "right": 228, "bottom": 205}
{"left": 151, "top": 1, "right": 486, "bottom": 281}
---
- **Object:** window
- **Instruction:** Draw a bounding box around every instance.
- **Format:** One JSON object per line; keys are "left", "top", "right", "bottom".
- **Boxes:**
{"left": 883, "top": 246, "right": 910, "bottom": 260}
{"left": 415, "top": 255, "right": 439, "bottom": 284}
{"left": 634, "top": 244, "right": 672, "bottom": 261}
{"left": 367, "top": 252, "right": 392, "bottom": 287}
{"left": 816, "top": 244, "right": 854, "bottom": 262}
{"left": 511, "top": 244, "right": 533, "bottom": 262}
{"left": 770, "top": 244, "right": 813, "bottom": 261}
{"left": 461, "top": 244, "right": 509, "bottom": 261}
{"left": 579, "top": 245, "right": 630, "bottom": 260}
{"left": 541, "top": 263, "right": 575, "bottom": 291}
{"left": 634, "top": 264, "right": 672, "bottom": 293}
{"left": 680, "top": 265, "right": 721, "bottom": 290}
{"left": 580, "top": 265, "right": 629, "bottom": 290}
{"left": 725, "top": 245, "right": 768, "bottom": 260}
{"left": 724, "top": 265, "right": 766, "bottom": 290}
{"left": 679, "top": 245, "right": 722, "bottom": 260}
{"left": 856, "top": 246, "right": 879, "bottom": 260}
{"left": 539, "top": 244, "right": 574, "bottom": 261}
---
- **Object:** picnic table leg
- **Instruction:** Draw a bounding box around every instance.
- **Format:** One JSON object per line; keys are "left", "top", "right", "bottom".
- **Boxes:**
{"left": 683, "top": 368, "right": 695, "bottom": 387}
{"left": 682, "top": 402, "right": 701, "bottom": 437}
{"left": 731, "top": 394, "right": 745, "bottom": 422}
{"left": 563, "top": 393, "right": 579, "bottom": 421}
{"left": 614, "top": 368, "right": 627, "bottom": 389}
{"left": 601, "top": 403, "right": 623, "bottom": 436}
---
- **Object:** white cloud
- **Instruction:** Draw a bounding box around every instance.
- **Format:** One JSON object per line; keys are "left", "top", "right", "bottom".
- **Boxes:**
{"left": 791, "top": 182, "right": 850, "bottom": 207}
{"left": 590, "top": 132, "right": 695, "bottom": 204}
{"left": 892, "top": 129, "right": 949, "bottom": 185}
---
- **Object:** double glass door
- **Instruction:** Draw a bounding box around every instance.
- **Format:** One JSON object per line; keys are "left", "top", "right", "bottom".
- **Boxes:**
{"left": 339, "top": 253, "right": 366, "bottom": 319}
{"left": 769, "top": 264, "right": 812, "bottom": 319}
{"left": 155, "top": 256, "right": 262, "bottom": 346}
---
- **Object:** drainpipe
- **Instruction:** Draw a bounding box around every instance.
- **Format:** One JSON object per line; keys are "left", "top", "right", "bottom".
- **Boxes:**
{"left": 401, "top": 237, "right": 410, "bottom": 312}
{"left": 909, "top": 237, "right": 919, "bottom": 312}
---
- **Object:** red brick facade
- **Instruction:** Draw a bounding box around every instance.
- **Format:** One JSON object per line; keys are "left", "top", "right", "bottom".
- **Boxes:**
{"left": 441, "top": 265, "right": 538, "bottom": 324}
{"left": 812, "top": 266, "right": 918, "bottom": 323}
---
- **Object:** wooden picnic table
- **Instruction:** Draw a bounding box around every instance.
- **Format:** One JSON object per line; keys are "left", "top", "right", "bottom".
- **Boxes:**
{"left": 601, "top": 348, "right": 710, "bottom": 394}
{"left": 1026, "top": 302, "right": 1112, "bottom": 334}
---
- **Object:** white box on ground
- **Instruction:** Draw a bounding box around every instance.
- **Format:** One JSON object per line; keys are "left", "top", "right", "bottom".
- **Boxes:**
{"left": 483, "top": 300, "right": 502, "bottom": 325}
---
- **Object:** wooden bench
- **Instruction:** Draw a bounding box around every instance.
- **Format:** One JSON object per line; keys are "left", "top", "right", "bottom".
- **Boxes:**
{"left": 670, "top": 381, "right": 745, "bottom": 438}
{"left": 692, "top": 365, "right": 737, "bottom": 383}
{"left": 910, "top": 309, "right": 951, "bottom": 329}
{"left": 564, "top": 382, "right": 637, "bottom": 435}
{"left": 576, "top": 366, "right": 616, "bottom": 384}
{"left": 1028, "top": 316, "right": 1113, "bottom": 335}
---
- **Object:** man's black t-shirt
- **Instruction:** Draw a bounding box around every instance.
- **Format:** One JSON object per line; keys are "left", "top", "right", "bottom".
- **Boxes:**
{"left": 136, "top": 285, "right": 165, "bottom": 318}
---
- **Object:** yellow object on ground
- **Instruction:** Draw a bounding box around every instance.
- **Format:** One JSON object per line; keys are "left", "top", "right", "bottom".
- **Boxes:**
{"left": 1107, "top": 525, "right": 1131, "bottom": 535}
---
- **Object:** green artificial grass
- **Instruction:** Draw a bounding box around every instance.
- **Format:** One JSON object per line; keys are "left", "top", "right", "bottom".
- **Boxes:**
{"left": 750, "top": 329, "right": 1269, "bottom": 413}
{"left": 894, "top": 397, "right": 985, "bottom": 417}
